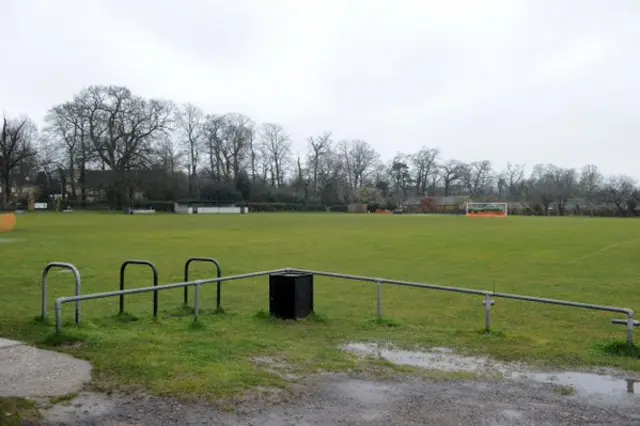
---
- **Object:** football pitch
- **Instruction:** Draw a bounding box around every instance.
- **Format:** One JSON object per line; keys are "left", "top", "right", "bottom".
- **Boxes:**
{"left": 0, "top": 212, "right": 639, "bottom": 399}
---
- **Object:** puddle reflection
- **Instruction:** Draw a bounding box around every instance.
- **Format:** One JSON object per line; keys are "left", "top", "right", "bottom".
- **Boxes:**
{"left": 344, "top": 342, "right": 639, "bottom": 400}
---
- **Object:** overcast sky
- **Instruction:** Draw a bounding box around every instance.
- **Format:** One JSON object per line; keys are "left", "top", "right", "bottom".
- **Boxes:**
{"left": 2, "top": 0, "right": 639, "bottom": 179}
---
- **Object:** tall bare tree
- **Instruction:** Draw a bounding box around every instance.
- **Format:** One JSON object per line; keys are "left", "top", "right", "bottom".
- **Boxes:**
{"left": 202, "top": 114, "right": 227, "bottom": 181}
{"left": 602, "top": 175, "right": 637, "bottom": 216}
{"left": 579, "top": 164, "right": 603, "bottom": 215}
{"left": 388, "top": 154, "right": 413, "bottom": 201}
{"left": 440, "top": 160, "right": 464, "bottom": 196}
{"left": 0, "top": 116, "right": 37, "bottom": 204}
{"left": 551, "top": 166, "right": 577, "bottom": 215}
{"left": 156, "top": 134, "right": 183, "bottom": 175}
{"left": 342, "top": 139, "right": 378, "bottom": 201}
{"left": 223, "top": 113, "right": 253, "bottom": 179}
{"left": 411, "top": 147, "right": 439, "bottom": 195}
{"left": 247, "top": 128, "right": 258, "bottom": 183}
{"left": 175, "top": 103, "right": 204, "bottom": 196}
{"left": 461, "top": 160, "right": 493, "bottom": 198}
{"left": 83, "top": 85, "right": 173, "bottom": 207}
{"left": 528, "top": 164, "right": 558, "bottom": 215}
{"left": 44, "top": 101, "right": 90, "bottom": 200}
{"left": 260, "top": 122, "right": 291, "bottom": 187}
{"left": 306, "top": 132, "right": 332, "bottom": 198}
{"left": 498, "top": 163, "right": 526, "bottom": 201}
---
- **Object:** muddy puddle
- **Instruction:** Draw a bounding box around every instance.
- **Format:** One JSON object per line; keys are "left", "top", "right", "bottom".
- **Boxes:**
{"left": 42, "top": 392, "right": 116, "bottom": 424}
{"left": 344, "top": 342, "right": 640, "bottom": 401}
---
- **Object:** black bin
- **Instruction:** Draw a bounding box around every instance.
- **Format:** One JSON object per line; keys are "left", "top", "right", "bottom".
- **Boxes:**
{"left": 269, "top": 272, "right": 314, "bottom": 320}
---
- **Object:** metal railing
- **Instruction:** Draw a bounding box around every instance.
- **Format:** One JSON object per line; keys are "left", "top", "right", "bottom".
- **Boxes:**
{"left": 285, "top": 268, "right": 637, "bottom": 345}
{"left": 183, "top": 257, "right": 222, "bottom": 311}
{"left": 53, "top": 269, "right": 286, "bottom": 334}
{"left": 51, "top": 266, "right": 637, "bottom": 345}
{"left": 119, "top": 260, "right": 159, "bottom": 317}
{"left": 42, "top": 262, "right": 81, "bottom": 324}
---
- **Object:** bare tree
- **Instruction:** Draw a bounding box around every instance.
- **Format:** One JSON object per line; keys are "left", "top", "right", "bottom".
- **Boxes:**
{"left": 44, "top": 101, "right": 90, "bottom": 200}
{"left": 440, "top": 160, "right": 464, "bottom": 196}
{"left": 411, "top": 147, "right": 439, "bottom": 195}
{"left": 528, "top": 164, "right": 557, "bottom": 215}
{"left": 388, "top": 153, "right": 413, "bottom": 202}
{"left": 306, "top": 132, "right": 333, "bottom": 198}
{"left": 291, "top": 156, "right": 309, "bottom": 199}
{"left": 336, "top": 140, "right": 353, "bottom": 198}
{"left": 551, "top": 166, "right": 577, "bottom": 215}
{"left": 83, "top": 85, "right": 173, "bottom": 207}
{"left": 0, "top": 116, "right": 37, "bottom": 204}
{"left": 342, "top": 139, "right": 378, "bottom": 201}
{"left": 223, "top": 113, "right": 253, "bottom": 179}
{"left": 260, "top": 123, "right": 291, "bottom": 187}
{"left": 175, "top": 103, "right": 204, "bottom": 196}
{"left": 602, "top": 175, "right": 637, "bottom": 216}
{"left": 202, "top": 114, "right": 227, "bottom": 181}
{"left": 35, "top": 137, "right": 64, "bottom": 196}
{"left": 498, "top": 163, "right": 526, "bottom": 201}
{"left": 247, "top": 128, "right": 258, "bottom": 183}
{"left": 156, "top": 134, "right": 183, "bottom": 175}
{"left": 461, "top": 160, "right": 493, "bottom": 198}
{"left": 579, "top": 164, "right": 603, "bottom": 215}
{"left": 67, "top": 91, "right": 96, "bottom": 204}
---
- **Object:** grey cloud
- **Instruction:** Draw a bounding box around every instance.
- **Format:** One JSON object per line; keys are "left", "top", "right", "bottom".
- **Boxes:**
{"left": 1, "top": 0, "right": 639, "bottom": 178}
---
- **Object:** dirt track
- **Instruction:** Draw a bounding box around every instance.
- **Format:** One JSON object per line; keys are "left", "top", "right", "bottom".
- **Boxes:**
{"left": 39, "top": 372, "right": 640, "bottom": 426}
{"left": 4, "top": 337, "right": 639, "bottom": 425}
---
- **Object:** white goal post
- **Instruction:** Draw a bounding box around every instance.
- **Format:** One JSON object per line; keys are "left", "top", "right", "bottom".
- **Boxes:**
{"left": 465, "top": 202, "right": 508, "bottom": 217}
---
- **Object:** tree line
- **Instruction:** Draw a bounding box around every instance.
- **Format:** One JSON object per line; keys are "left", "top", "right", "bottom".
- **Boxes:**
{"left": 1, "top": 84, "right": 638, "bottom": 216}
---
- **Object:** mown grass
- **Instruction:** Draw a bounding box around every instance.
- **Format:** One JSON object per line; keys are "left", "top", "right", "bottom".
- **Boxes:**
{"left": 0, "top": 397, "right": 40, "bottom": 425}
{"left": 0, "top": 212, "right": 639, "bottom": 400}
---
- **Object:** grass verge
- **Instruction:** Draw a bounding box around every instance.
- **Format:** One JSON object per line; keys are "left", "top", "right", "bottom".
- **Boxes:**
{"left": 0, "top": 397, "right": 40, "bottom": 426}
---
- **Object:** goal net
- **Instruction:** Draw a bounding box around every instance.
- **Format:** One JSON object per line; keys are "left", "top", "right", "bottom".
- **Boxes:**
{"left": 465, "top": 202, "right": 508, "bottom": 218}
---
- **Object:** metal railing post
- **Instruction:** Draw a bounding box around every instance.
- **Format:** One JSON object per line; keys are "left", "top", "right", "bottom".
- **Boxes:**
{"left": 55, "top": 299, "right": 63, "bottom": 334}
{"left": 119, "top": 260, "right": 159, "bottom": 318}
{"left": 626, "top": 379, "right": 636, "bottom": 394}
{"left": 194, "top": 283, "right": 201, "bottom": 321}
{"left": 41, "top": 262, "right": 81, "bottom": 325}
{"left": 376, "top": 280, "right": 383, "bottom": 320}
{"left": 483, "top": 293, "right": 495, "bottom": 333}
{"left": 184, "top": 257, "right": 222, "bottom": 311}
{"left": 627, "top": 311, "right": 635, "bottom": 346}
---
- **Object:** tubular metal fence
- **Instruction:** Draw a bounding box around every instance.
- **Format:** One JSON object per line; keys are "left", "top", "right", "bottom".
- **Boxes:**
{"left": 45, "top": 263, "right": 638, "bottom": 345}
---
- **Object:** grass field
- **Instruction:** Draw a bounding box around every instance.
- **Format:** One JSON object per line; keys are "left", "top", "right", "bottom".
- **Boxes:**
{"left": 1, "top": 213, "right": 639, "bottom": 400}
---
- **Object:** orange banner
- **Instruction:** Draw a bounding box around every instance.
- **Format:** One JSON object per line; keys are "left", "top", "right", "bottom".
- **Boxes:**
{"left": 0, "top": 213, "right": 17, "bottom": 232}
{"left": 466, "top": 212, "right": 507, "bottom": 218}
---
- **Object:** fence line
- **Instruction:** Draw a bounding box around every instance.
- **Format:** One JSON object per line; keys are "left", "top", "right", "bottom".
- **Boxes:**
{"left": 285, "top": 268, "right": 636, "bottom": 345}
{"left": 54, "top": 269, "right": 286, "bottom": 333}
{"left": 52, "top": 266, "right": 636, "bottom": 345}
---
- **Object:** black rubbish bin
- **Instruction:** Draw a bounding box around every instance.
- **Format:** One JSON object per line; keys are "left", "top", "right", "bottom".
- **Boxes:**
{"left": 269, "top": 272, "right": 314, "bottom": 320}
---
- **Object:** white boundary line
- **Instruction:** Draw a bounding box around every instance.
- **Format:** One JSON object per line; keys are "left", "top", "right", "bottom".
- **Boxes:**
{"left": 566, "top": 238, "right": 639, "bottom": 264}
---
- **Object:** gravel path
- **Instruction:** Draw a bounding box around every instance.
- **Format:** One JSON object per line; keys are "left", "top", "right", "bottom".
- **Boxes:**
{"left": 37, "top": 372, "right": 640, "bottom": 425}
{"left": 3, "top": 337, "right": 639, "bottom": 425}
{"left": 0, "top": 338, "right": 91, "bottom": 397}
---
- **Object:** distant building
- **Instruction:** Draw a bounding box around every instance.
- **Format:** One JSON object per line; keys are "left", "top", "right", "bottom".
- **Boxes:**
{"left": 404, "top": 195, "right": 472, "bottom": 213}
